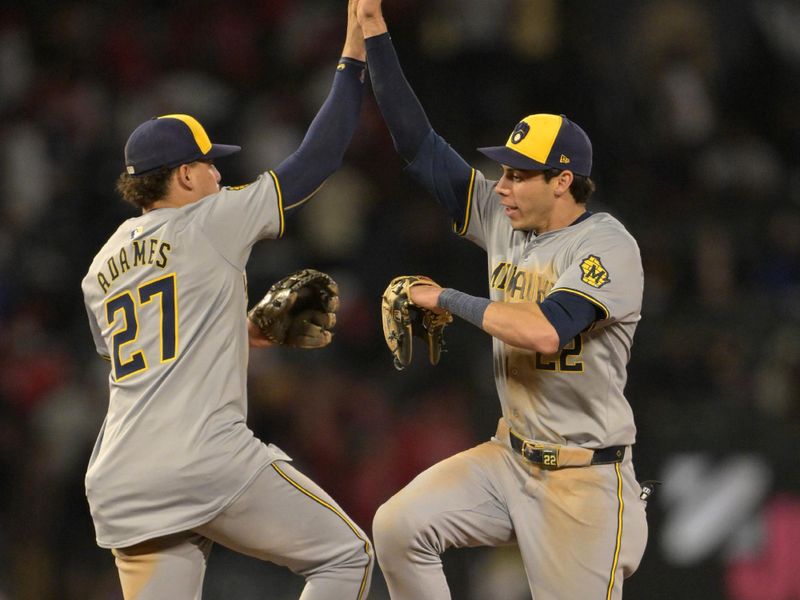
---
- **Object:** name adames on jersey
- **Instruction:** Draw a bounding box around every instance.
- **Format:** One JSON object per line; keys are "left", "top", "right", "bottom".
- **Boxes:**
{"left": 96, "top": 237, "right": 172, "bottom": 294}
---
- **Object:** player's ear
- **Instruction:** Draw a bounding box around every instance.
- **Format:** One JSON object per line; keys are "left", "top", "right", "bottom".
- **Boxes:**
{"left": 175, "top": 164, "right": 194, "bottom": 191}
{"left": 554, "top": 170, "right": 574, "bottom": 197}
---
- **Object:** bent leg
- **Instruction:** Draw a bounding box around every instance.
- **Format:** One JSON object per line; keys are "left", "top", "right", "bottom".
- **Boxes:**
{"left": 112, "top": 532, "right": 212, "bottom": 600}
{"left": 373, "top": 442, "right": 514, "bottom": 600}
{"left": 512, "top": 454, "right": 648, "bottom": 600}
{"left": 196, "top": 461, "right": 373, "bottom": 600}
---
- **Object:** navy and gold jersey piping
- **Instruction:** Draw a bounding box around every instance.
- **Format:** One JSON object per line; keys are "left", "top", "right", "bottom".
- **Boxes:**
{"left": 452, "top": 167, "right": 476, "bottom": 236}
{"left": 268, "top": 170, "right": 285, "bottom": 238}
{"left": 549, "top": 287, "right": 610, "bottom": 321}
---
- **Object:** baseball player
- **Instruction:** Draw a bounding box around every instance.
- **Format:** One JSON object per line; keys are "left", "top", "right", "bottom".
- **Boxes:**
{"left": 80, "top": 3, "right": 373, "bottom": 599}
{"left": 357, "top": 1, "right": 648, "bottom": 598}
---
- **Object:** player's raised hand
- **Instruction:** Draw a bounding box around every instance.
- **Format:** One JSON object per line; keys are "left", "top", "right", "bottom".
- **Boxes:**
{"left": 343, "top": 0, "right": 366, "bottom": 61}
{"left": 355, "top": 0, "right": 381, "bottom": 21}
{"left": 356, "top": 0, "right": 387, "bottom": 37}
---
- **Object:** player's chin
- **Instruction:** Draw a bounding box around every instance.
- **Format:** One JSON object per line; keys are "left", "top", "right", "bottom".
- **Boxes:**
{"left": 504, "top": 211, "right": 523, "bottom": 229}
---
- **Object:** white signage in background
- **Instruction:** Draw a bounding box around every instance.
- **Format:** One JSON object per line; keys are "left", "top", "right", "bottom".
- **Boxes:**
{"left": 659, "top": 454, "right": 772, "bottom": 565}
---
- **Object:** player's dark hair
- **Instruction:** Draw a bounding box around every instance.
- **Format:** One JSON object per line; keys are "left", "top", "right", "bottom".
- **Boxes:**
{"left": 115, "top": 167, "right": 174, "bottom": 209}
{"left": 543, "top": 168, "right": 596, "bottom": 204}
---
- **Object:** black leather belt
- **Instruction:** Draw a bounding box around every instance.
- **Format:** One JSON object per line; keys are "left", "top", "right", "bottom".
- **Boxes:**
{"left": 509, "top": 431, "right": 625, "bottom": 468}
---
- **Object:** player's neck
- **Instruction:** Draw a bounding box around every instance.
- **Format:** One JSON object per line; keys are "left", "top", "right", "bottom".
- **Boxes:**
{"left": 537, "top": 204, "right": 587, "bottom": 234}
{"left": 144, "top": 194, "right": 202, "bottom": 212}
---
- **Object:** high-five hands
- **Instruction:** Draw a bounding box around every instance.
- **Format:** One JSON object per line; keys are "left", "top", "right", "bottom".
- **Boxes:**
{"left": 355, "top": 0, "right": 387, "bottom": 36}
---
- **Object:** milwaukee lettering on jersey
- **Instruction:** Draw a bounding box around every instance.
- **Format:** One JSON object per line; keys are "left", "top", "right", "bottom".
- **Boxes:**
{"left": 490, "top": 262, "right": 554, "bottom": 303}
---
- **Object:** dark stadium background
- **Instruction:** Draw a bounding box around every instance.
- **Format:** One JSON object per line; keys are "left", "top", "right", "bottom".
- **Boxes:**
{"left": 0, "top": 0, "right": 798, "bottom": 598}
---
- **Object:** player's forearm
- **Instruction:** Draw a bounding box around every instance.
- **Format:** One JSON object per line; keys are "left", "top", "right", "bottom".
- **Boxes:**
{"left": 365, "top": 33, "right": 432, "bottom": 163}
{"left": 297, "top": 59, "right": 365, "bottom": 170}
{"left": 436, "top": 288, "right": 560, "bottom": 354}
{"left": 272, "top": 59, "right": 365, "bottom": 208}
{"left": 482, "top": 302, "right": 560, "bottom": 354}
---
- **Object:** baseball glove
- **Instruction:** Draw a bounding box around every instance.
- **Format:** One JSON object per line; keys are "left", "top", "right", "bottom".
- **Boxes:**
{"left": 381, "top": 275, "right": 453, "bottom": 371}
{"left": 248, "top": 268, "right": 339, "bottom": 348}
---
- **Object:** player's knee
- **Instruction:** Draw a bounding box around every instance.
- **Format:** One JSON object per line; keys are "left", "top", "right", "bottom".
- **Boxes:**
{"left": 373, "top": 501, "right": 405, "bottom": 563}
{"left": 338, "top": 527, "right": 374, "bottom": 572}
{"left": 373, "top": 497, "right": 434, "bottom": 559}
{"left": 300, "top": 528, "right": 373, "bottom": 594}
{"left": 352, "top": 535, "right": 375, "bottom": 573}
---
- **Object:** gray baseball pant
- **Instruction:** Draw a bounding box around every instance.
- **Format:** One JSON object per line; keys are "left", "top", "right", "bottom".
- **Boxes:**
{"left": 112, "top": 461, "right": 373, "bottom": 599}
{"left": 372, "top": 425, "right": 647, "bottom": 600}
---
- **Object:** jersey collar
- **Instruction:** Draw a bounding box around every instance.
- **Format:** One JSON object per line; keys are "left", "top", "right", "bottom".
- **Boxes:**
{"left": 529, "top": 210, "right": 593, "bottom": 240}
{"left": 570, "top": 210, "right": 593, "bottom": 226}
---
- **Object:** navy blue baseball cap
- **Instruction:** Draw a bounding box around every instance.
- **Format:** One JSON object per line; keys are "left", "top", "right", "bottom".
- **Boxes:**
{"left": 477, "top": 114, "right": 592, "bottom": 176}
{"left": 124, "top": 114, "right": 241, "bottom": 176}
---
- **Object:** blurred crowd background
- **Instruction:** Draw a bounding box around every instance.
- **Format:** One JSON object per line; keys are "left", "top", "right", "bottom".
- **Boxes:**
{"left": 1, "top": 0, "right": 799, "bottom": 598}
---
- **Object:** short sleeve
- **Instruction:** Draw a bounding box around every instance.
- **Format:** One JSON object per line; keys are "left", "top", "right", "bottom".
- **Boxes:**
{"left": 459, "top": 170, "right": 505, "bottom": 252}
{"left": 402, "top": 131, "right": 506, "bottom": 252}
{"left": 549, "top": 220, "right": 643, "bottom": 326}
{"left": 192, "top": 172, "right": 284, "bottom": 270}
{"left": 84, "top": 297, "right": 109, "bottom": 359}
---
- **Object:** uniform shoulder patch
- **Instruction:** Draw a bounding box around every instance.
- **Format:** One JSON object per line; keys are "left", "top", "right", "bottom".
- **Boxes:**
{"left": 579, "top": 255, "right": 610, "bottom": 288}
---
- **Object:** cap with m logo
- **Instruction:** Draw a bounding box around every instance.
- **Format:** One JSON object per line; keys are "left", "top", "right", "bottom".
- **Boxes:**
{"left": 124, "top": 114, "right": 241, "bottom": 176}
{"left": 477, "top": 114, "right": 592, "bottom": 176}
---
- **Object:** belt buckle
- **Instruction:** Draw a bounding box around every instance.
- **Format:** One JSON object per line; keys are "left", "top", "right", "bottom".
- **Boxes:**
{"left": 521, "top": 440, "right": 559, "bottom": 469}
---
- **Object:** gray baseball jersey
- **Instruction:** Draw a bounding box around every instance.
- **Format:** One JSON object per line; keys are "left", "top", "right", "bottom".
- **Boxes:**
{"left": 373, "top": 167, "right": 648, "bottom": 600}
{"left": 82, "top": 173, "right": 290, "bottom": 549}
{"left": 364, "top": 31, "right": 646, "bottom": 600}
{"left": 462, "top": 170, "right": 642, "bottom": 449}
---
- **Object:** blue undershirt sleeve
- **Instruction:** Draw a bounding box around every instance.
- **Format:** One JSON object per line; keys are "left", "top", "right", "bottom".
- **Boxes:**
{"left": 273, "top": 57, "right": 365, "bottom": 213}
{"left": 539, "top": 291, "right": 602, "bottom": 348}
{"left": 365, "top": 33, "right": 474, "bottom": 223}
{"left": 405, "top": 132, "right": 474, "bottom": 224}
{"left": 365, "top": 33, "right": 431, "bottom": 161}
{"left": 437, "top": 288, "right": 601, "bottom": 347}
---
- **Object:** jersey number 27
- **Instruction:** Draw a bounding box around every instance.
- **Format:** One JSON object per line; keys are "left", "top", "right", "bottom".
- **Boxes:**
{"left": 105, "top": 273, "right": 178, "bottom": 381}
